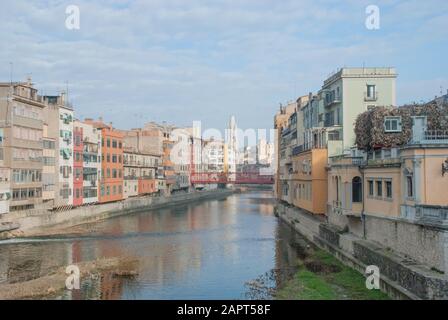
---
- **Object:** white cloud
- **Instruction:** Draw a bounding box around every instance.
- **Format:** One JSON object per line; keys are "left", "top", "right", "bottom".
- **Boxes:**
{"left": 0, "top": 0, "right": 447, "bottom": 131}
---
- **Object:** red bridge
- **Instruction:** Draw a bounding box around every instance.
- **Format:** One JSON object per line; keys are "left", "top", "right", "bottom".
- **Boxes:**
{"left": 190, "top": 172, "right": 274, "bottom": 185}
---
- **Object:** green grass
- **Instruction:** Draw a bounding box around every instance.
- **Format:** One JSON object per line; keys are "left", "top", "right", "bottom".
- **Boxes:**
{"left": 276, "top": 249, "right": 390, "bottom": 300}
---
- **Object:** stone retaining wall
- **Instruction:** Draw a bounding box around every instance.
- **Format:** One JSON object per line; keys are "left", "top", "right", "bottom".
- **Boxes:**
{"left": 275, "top": 201, "right": 448, "bottom": 300}
{"left": 0, "top": 189, "right": 235, "bottom": 238}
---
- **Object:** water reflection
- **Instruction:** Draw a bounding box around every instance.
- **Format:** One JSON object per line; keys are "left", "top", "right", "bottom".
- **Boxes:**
{"left": 0, "top": 191, "right": 307, "bottom": 300}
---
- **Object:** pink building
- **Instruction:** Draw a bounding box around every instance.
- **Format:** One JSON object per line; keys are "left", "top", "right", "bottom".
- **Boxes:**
{"left": 73, "top": 125, "right": 83, "bottom": 206}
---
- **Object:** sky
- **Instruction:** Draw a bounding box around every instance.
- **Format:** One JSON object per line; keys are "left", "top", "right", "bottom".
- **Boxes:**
{"left": 0, "top": 0, "right": 447, "bottom": 133}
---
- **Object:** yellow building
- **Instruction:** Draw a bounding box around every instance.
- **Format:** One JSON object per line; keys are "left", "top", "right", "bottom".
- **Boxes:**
{"left": 291, "top": 148, "right": 328, "bottom": 214}
{"left": 328, "top": 143, "right": 448, "bottom": 230}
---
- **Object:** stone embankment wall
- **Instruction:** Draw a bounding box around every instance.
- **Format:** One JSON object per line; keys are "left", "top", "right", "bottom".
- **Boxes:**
{"left": 275, "top": 202, "right": 448, "bottom": 300}
{"left": 0, "top": 189, "right": 235, "bottom": 238}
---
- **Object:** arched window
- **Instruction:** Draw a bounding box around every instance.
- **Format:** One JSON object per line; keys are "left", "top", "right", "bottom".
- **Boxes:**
{"left": 352, "top": 176, "right": 362, "bottom": 203}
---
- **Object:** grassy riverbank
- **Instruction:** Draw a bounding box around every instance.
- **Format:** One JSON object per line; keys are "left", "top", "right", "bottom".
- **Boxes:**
{"left": 276, "top": 249, "right": 389, "bottom": 300}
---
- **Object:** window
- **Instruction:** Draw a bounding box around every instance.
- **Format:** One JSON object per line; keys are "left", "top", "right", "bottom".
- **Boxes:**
{"left": 368, "top": 180, "right": 374, "bottom": 196}
{"left": 325, "top": 111, "right": 335, "bottom": 127}
{"left": 112, "top": 140, "right": 117, "bottom": 148}
{"left": 107, "top": 139, "right": 110, "bottom": 147}
{"left": 366, "top": 84, "right": 376, "bottom": 100}
{"left": 336, "top": 108, "right": 341, "bottom": 125}
{"left": 352, "top": 177, "right": 362, "bottom": 202}
{"left": 384, "top": 117, "right": 402, "bottom": 132}
{"left": 376, "top": 180, "right": 382, "bottom": 197}
{"left": 406, "top": 176, "right": 413, "bottom": 198}
{"left": 386, "top": 180, "right": 392, "bottom": 198}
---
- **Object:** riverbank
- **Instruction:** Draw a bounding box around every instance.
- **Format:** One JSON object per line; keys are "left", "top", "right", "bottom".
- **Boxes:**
{"left": 0, "top": 188, "right": 236, "bottom": 240}
{"left": 275, "top": 246, "right": 389, "bottom": 300}
{"left": 275, "top": 201, "right": 448, "bottom": 300}
{"left": 0, "top": 257, "right": 139, "bottom": 300}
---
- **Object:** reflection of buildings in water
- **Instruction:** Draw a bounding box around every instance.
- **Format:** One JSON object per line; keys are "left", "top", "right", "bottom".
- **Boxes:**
{"left": 274, "top": 221, "right": 307, "bottom": 269}
{"left": 100, "top": 272, "right": 124, "bottom": 300}
{"left": 258, "top": 203, "right": 273, "bottom": 215}
{"left": 136, "top": 235, "right": 204, "bottom": 287}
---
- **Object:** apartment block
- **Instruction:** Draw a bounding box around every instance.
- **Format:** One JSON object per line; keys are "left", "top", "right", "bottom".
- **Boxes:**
{"left": 123, "top": 149, "right": 161, "bottom": 198}
{"left": 275, "top": 67, "right": 398, "bottom": 215}
{"left": 0, "top": 79, "right": 45, "bottom": 212}
{"left": 42, "top": 124, "right": 56, "bottom": 203}
{"left": 73, "top": 120, "right": 101, "bottom": 205}
{"left": 85, "top": 119, "right": 123, "bottom": 203}
{"left": 319, "top": 67, "right": 397, "bottom": 153}
{"left": 73, "top": 124, "right": 83, "bottom": 206}
{"left": 273, "top": 101, "right": 296, "bottom": 199}
{"left": 44, "top": 94, "right": 74, "bottom": 207}
{"left": 163, "top": 139, "right": 176, "bottom": 195}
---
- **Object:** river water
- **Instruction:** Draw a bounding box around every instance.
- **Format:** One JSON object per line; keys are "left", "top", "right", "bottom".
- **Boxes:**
{"left": 0, "top": 191, "right": 307, "bottom": 300}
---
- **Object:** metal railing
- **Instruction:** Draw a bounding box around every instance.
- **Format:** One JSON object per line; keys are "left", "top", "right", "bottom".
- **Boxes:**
{"left": 411, "top": 130, "right": 448, "bottom": 144}
{"left": 415, "top": 204, "right": 448, "bottom": 224}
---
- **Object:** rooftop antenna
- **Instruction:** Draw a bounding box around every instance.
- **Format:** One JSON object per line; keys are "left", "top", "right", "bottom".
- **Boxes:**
{"left": 9, "top": 62, "right": 13, "bottom": 84}
{"left": 66, "top": 80, "right": 69, "bottom": 107}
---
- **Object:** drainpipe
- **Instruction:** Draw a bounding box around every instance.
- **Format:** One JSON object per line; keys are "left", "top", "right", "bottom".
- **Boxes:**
{"left": 360, "top": 165, "right": 366, "bottom": 239}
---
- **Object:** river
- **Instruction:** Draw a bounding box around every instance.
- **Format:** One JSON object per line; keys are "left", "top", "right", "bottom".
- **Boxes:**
{"left": 0, "top": 191, "right": 306, "bottom": 300}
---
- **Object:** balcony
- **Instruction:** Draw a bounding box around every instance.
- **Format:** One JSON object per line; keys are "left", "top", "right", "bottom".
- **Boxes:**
{"left": 402, "top": 204, "right": 448, "bottom": 226}
{"left": 329, "top": 156, "right": 365, "bottom": 166}
{"left": 328, "top": 201, "right": 361, "bottom": 217}
{"left": 410, "top": 129, "right": 448, "bottom": 145}
{"left": 364, "top": 91, "right": 378, "bottom": 102}
{"left": 324, "top": 95, "right": 341, "bottom": 107}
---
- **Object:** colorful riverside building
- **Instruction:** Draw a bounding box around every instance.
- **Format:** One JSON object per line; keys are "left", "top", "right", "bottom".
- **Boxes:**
{"left": 275, "top": 67, "right": 397, "bottom": 215}
{"left": 85, "top": 118, "right": 123, "bottom": 203}
{"left": 43, "top": 94, "right": 74, "bottom": 207}
{"left": 0, "top": 78, "right": 46, "bottom": 212}
{"left": 326, "top": 98, "right": 448, "bottom": 274}
{"left": 78, "top": 121, "right": 101, "bottom": 204}
{"left": 73, "top": 123, "right": 84, "bottom": 206}
{"left": 123, "top": 149, "right": 161, "bottom": 198}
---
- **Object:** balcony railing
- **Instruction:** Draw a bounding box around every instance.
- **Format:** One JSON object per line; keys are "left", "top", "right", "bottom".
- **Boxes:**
{"left": 324, "top": 95, "right": 341, "bottom": 107}
{"left": 410, "top": 130, "right": 448, "bottom": 144}
{"left": 415, "top": 204, "right": 448, "bottom": 225}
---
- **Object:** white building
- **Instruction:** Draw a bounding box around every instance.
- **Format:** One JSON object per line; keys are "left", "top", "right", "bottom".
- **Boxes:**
{"left": 76, "top": 120, "right": 101, "bottom": 204}
{"left": 256, "top": 138, "right": 274, "bottom": 166}
{"left": 44, "top": 94, "right": 74, "bottom": 207}
{"left": 317, "top": 67, "right": 397, "bottom": 155}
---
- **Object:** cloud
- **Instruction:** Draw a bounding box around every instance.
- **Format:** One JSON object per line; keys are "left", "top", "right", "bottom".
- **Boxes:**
{"left": 0, "top": 0, "right": 447, "bottom": 133}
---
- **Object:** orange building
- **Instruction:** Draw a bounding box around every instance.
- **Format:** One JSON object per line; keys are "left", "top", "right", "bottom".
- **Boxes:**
{"left": 138, "top": 179, "right": 157, "bottom": 195}
{"left": 85, "top": 118, "right": 124, "bottom": 203}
